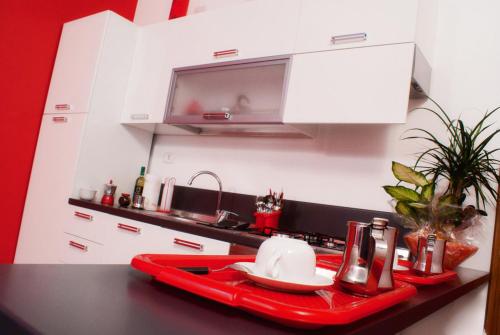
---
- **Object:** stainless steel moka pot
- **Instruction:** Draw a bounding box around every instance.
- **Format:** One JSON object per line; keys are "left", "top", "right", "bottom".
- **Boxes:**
{"left": 335, "top": 218, "right": 398, "bottom": 296}
{"left": 412, "top": 234, "right": 446, "bottom": 275}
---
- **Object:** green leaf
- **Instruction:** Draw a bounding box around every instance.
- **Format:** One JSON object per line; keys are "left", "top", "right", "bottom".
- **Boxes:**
{"left": 395, "top": 201, "right": 416, "bottom": 217}
{"left": 408, "top": 202, "right": 429, "bottom": 209}
{"left": 383, "top": 186, "right": 420, "bottom": 202}
{"left": 420, "top": 183, "right": 435, "bottom": 202}
{"left": 391, "top": 161, "right": 430, "bottom": 187}
{"left": 405, "top": 103, "right": 500, "bottom": 212}
{"left": 477, "top": 209, "right": 488, "bottom": 216}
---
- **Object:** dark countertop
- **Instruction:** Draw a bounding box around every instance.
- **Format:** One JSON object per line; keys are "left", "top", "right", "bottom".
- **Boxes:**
{"left": 68, "top": 198, "right": 340, "bottom": 254}
{"left": 0, "top": 264, "right": 489, "bottom": 335}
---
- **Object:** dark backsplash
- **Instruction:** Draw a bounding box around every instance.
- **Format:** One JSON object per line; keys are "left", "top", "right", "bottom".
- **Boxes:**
{"left": 172, "top": 186, "right": 410, "bottom": 247}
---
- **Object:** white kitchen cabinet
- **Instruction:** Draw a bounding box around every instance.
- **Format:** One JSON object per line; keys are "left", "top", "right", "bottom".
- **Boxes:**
{"left": 15, "top": 114, "right": 87, "bottom": 264}
{"left": 60, "top": 233, "right": 104, "bottom": 264}
{"left": 15, "top": 11, "right": 153, "bottom": 264}
{"left": 168, "top": 230, "right": 230, "bottom": 255}
{"left": 102, "top": 216, "right": 231, "bottom": 263}
{"left": 122, "top": 0, "right": 301, "bottom": 126}
{"left": 102, "top": 218, "right": 172, "bottom": 264}
{"left": 44, "top": 13, "right": 107, "bottom": 114}
{"left": 64, "top": 205, "right": 107, "bottom": 245}
{"left": 101, "top": 215, "right": 230, "bottom": 264}
{"left": 284, "top": 43, "right": 415, "bottom": 124}
{"left": 165, "top": 58, "right": 289, "bottom": 125}
{"left": 294, "top": 0, "right": 418, "bottom": 54}
{"left": 168, "top": 0, "right": 301, "bottom": 67}
{"left": 61, "top": 204, "right": 230, "bottom": 264}
{"left": 124, "top": 0, "right": 426, "bottom": 131}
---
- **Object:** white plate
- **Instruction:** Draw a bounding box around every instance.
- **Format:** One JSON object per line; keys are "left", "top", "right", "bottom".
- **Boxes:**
{"left": 232, "top": 262, "right": 334, "bottom": 293}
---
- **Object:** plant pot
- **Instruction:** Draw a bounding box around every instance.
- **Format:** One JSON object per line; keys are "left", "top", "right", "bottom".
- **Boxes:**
{"left": 404, "top": 232, "right": 479, "bottom": 270}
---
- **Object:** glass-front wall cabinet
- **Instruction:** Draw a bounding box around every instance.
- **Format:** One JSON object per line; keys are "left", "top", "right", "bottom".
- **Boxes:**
{"left": 165, "top": 58, "right": 290, "bottom": 124}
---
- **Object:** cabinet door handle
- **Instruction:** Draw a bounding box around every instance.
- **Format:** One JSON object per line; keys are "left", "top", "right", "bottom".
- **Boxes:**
{"left": 52, "top": 116, "right": 68, "bottom": 123}
{"left": 74, "top": 211, "right": 93, "bottom": 221}
{"left": 117, "top": 223, "right": 141, "bottom": 234}
{"left": 203, "top": 112, "right": 231, "bottom": 120}
{"left": 55, "top": 104, "right": 72, "bottom": 111}
{"left": 213, "top": 49, "right": 239, "bottom": 58}
{"left": 130, "top": 113, "right": 150, "bottom": 120}
{"left": 69, "top": 240, "right": 88, "bottom": 252}
{"left": 331, "top": 33, "right": 367, "bottom": 45}
{"left": 174, "top": 238, "right": 204, "bottom": 251}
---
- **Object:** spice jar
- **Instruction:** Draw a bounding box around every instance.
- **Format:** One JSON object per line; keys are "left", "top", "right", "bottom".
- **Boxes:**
{"left": 118, "top": 193, "right": 131, "bottom": 208}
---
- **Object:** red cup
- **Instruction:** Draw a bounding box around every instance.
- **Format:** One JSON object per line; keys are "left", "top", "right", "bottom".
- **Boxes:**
{"left": 254, "top": 211, "right": 281, "bottom": 233}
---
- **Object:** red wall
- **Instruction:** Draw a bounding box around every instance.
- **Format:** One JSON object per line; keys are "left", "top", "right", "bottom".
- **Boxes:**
{"left": 0, "top": 0, "right": 138, "bottom": 263}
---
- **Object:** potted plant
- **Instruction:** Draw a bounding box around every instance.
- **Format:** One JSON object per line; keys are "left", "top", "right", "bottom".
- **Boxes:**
{"left": 384, "top": 100, "right": 500, "bottom": 269}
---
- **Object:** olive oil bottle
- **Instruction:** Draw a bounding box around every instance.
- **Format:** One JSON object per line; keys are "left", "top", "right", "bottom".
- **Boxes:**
{"left": 133, "top": 166, "right": 146, "bottom": 200}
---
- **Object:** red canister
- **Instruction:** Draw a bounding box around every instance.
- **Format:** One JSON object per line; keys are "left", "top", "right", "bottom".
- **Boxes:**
{"left": 254, "top": 211, "right": 281, "bottom": 234}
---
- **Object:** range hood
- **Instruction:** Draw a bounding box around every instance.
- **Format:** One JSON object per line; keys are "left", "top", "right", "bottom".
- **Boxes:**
{"left": 410, "top": 45, "right": 432, "bottom": 99}
{"left": 155, "top": 123, "right": 318, "bottom": 138}
{"left": 158, "top": 45, "right": 431, "bottom": 138}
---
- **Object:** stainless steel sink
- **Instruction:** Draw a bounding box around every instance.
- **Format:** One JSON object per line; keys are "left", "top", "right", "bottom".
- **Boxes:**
{"left": 149, "top": 208, "right": 218, "bottom": 225}
{"left": 166, "top": 209, "right": 218, "bottom": 225}
{"left": 150, "top": 208, "right": 249, "bottom": 230}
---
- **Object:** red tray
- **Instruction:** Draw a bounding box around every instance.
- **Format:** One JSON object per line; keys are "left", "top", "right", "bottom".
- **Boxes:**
{"left": 393, "top": 260, "right": 458, "bottom": 285}
{"left": 131, "top": 254, "right": 417, "bottom": 329}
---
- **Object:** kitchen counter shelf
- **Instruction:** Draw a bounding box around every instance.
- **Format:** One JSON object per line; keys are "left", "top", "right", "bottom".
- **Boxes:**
{"left": 0, "top": 264, "right": 488, "bottom": 335}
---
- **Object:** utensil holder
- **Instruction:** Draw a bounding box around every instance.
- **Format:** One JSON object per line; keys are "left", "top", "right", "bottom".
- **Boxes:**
{"left": 254, "top": 211, "right": 281, "bottom": 233}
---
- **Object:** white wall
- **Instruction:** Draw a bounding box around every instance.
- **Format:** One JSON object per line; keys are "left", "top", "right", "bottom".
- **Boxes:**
{"left": 138, "top": 0, "right": 500, "bottom": 272}
{"left": 403, "top": 2, "right": 500, "bottom": 332}
{"left": 135, "top": 1, "right": 499, "bottom": 333}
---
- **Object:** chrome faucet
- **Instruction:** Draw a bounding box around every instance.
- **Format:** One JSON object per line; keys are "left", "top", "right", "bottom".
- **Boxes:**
{"left": 187, "top": 170, "right": 223, "bottom": 217}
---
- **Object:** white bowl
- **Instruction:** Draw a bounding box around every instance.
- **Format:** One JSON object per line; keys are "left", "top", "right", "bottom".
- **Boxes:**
{"left": 79, "top": 188, "right": 97, "bottom": 201}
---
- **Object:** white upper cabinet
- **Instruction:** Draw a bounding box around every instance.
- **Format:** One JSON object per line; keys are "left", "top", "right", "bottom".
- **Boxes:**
{"left": 284, "top": 43, "right": 415, "bottom": 124}
{"left": 166, "top": 58, "right": 289, "bottom": 124}
{"left": 121, "top": 24, "right": 171, "bottom": 124}
{"left": 123, "top": 0, "right": 426, "bottom": 129}
{"left": 168, "top": 0, "right": 301, "bottom": 67}
{"left": 122, "top": 0, "right": 301, "bottom": 125}
{"left": 44, "top": 13, "right": 108, "bottom": 114}
{"left": 294, "top": 0, "right": 418, "bottom": 54}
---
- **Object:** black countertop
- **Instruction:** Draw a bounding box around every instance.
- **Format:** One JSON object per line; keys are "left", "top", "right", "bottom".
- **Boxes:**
{"left": 70, "top": 184, "right": 413, "bottom": 249}
{"left": 0, "top": 264, "right": 489, "bottom": 335}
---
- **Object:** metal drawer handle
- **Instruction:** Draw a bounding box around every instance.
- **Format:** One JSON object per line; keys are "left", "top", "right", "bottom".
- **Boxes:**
{"left": 130, "top": 113, "right": 150, "bottom": 120}
{"left": 74, "top": 211, "right": 93, "bottom": 221}
{"left": 117, "top": 223, "right": 141, "bottom": 234}
{"left": 174, "top": 238, "right": 204, "bottom": 251}
{"left": 203, "top": 112, "right": 231, "bottom": 120}
{"left": 213, "top": 49, "right": 239, "bottom": 58}
{"left": 331, "top": 33, "right": 367, "bottom": 45}
{"left": 69, "top": 240, "right": 88, "bottom": 252}
{"left": 55, "top": 104, "right": 72, "bottom": 111}
{"left": 52, "top": 116, "right": 68, "bottom": 123}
